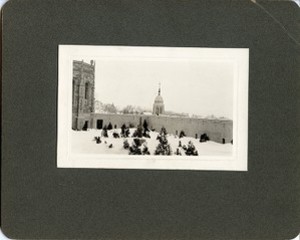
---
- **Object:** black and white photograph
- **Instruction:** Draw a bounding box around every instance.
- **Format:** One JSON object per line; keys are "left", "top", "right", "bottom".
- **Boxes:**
{"left": 57, "top": 45, "right": 248, "bottom": 170}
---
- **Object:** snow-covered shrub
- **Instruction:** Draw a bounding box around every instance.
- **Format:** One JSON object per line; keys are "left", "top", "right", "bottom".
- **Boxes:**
{"left": 121, "top": 124, "right": 130, "bottom": 137}
{"left": 113, "top": 132, "right": 120, "bottom": 138}
{"left": 129, "top": 138, "right": 143, "bottom": 155}
{"left": 132, "top": 125, "right": 143, "bottom": 138}
{"left": 175, "top": 148, "right": 182, "bottom": 155}
{"left": 185, "top": 141, "right": 198, "bottom": 156}
{"left": 154, "top": 128, "right": 172, "bottom": 155}
{"left": 125, "top": 129, "right": 130, "bottom": 137}
{"left": 123, "top": 139, "right": 130, "bottom": 149}
{"left": 142, "top": 143, "right": 150, "bottom": 155}
{"left": 160, "top": 126, "right": 167, "bottom": 136}
{"left": 107, "top": 122, "right": 113, "bottom": 130}
{"left": 200, "top": 133, "right": 209, "bottom": 142}
{"left": 179, "top": 130, "right": 186, "bottom": 138}
{"left": 94, "top": 136, "right": 101, "bottom": 144}
{"left": 143, "top": 120, "right": 149, "bottom": 132}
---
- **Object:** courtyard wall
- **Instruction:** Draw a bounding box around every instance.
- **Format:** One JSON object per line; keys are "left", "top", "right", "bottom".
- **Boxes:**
{"left": 91, "top": 113, "right": 233, "bottom": 143}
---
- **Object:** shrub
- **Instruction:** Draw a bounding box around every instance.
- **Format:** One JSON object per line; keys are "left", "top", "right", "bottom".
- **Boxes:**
{"left": 142, "top": 143, "right": 150, "bottom": 155}
{"left": 113, "top": 132, "right": 120, "bottom": 138}
{"left": 94, "top": 136, "right": 101, "bottom": 144}
{"left": 123, "top": 139, "right": 130, "bottom": 149}
{"left": 179, "top": 130, "right": 186, "bottom": 138}
{"left": 107, "top": 122, "right": 113, "bottom": 130}
{"left": 129, "top": 138, "right": 143, "bottom": 155}
{"left": 121, "top": 124, "right": 130, "bottom": 137}
{"left": 154, "top": 128, "right": 172, "bottom": 155}
{"left": 132, "top": 125, "right": 143, "bottom": 138}
{"left": 185, "top": 141, "right": 198, "bottom": 156}
{"left": 175, "top": 148, "right": 182, "bottom": 155}
{"left": 200, "top": 133, "right": 209, "bottom": 142}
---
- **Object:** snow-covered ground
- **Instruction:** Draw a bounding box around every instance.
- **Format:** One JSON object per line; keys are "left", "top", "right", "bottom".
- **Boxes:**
{"left": 71, "top": 128, "right": 232, "bottom": 156}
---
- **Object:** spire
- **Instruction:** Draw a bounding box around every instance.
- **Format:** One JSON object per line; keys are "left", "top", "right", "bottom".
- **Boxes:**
{"left": 158, "top": 82, "right": 161, "bottom": 96}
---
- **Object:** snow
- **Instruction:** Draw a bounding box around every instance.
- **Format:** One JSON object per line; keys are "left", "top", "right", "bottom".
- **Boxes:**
{"left": 71, "top": 128, "right": 232, "bottom": 156}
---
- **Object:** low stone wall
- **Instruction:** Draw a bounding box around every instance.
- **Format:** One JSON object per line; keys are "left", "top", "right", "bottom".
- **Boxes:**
{"left": 90, "top": 113, "right": 233, "bottom": 143}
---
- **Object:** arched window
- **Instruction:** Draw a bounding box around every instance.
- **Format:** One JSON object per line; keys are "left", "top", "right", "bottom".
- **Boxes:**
{"left": 85, "top": 82, "right": 89, "bottom": 99}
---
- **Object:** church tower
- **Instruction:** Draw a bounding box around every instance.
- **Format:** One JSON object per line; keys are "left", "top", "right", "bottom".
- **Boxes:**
{"left": 152, "top": 84, "right": 165, "bottom": 115}
{"left": 72, "top": 60, "right": 95, "bottom": 130}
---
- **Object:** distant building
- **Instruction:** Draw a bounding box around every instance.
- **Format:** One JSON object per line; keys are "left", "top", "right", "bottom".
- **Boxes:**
{"left": 72, "top": 61, "right": 233, "bottom": 143}
{"left": 152, "top": 85, "right": 165, "bottom": 115}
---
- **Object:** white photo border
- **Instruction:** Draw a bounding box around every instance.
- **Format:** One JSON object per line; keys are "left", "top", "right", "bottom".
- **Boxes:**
{"left": 57, "top": 45, "right": 248, "bottom": 171}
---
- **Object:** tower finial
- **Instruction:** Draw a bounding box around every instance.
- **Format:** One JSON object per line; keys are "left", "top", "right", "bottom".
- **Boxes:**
{"left": 158, "top": 82, "right": 161, "bottom": 96}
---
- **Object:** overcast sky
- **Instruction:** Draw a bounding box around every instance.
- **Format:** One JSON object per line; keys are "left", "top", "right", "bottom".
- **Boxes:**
{"left": 82, "top": 58, "right": 234, "bottom": 119}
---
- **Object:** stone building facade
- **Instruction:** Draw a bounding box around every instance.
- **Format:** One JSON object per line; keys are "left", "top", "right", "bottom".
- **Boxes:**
{"left": 72, "top": 60, "right": 233, "bottom": 143}
{"left": 72, "top": 60, "right": 95, "bottom": 130}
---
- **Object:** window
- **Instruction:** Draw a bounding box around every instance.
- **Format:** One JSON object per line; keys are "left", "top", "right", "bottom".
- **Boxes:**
{"left": 85, "top": 82, "right": 89, "bottom": 99}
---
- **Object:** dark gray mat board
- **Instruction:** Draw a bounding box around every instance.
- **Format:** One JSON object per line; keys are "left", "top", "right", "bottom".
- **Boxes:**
{"left": 1, "top": 0, "right": 299, "bottom": 239}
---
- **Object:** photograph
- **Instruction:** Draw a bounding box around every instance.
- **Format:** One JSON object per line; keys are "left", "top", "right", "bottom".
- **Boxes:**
{"left": 57, "top": 46, "right": 248, "bottom": 170}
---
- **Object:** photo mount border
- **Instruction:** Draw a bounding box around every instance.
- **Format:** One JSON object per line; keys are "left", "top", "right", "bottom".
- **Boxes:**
{"left": 57, "top": 45, "right": 248, "bottom": 171}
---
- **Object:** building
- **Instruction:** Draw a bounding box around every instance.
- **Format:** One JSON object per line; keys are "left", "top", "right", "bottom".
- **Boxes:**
{"left": 72, "top": 60, "right": 95, "bottom": 130}
{"left": 152, "top": 84, "right": 165, "bottom": 115}
{"left": 72, "top": 60, "right": 233, "bottom": 143}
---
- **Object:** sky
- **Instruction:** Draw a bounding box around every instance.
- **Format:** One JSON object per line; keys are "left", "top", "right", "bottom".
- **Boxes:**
{"left": 83, "top": 58, "right": 234, "bottom": 119}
